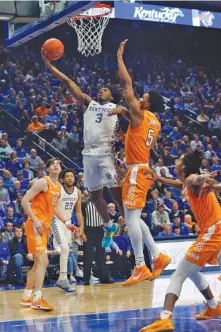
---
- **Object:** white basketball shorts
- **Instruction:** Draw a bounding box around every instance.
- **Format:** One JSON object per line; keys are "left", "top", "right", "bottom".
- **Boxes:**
{"left": 83, "top": 154, "right": 121, "bottom": 192}
{"left": 51, "top": 218, "right": 72, "bottom": 252}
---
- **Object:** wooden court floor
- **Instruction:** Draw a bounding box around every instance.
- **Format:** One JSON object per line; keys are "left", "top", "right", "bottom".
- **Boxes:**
{"left": 0, "top": 281, "right": 153, "bottom": 323}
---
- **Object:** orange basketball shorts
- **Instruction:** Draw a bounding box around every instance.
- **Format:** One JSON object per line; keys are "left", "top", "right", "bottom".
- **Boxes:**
{"left": 122, "top": 166, "right": 153, "bottom": 210}
{"left": 185, "top": 221, "right": 221, "bottom": 267}
{"left": 25, "top": 219, "right": 49, "bottom": 255}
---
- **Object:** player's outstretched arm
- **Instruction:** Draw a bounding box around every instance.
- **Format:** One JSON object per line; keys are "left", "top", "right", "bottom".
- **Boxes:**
{"left": 21, "top": 178, "right": 48, "bottom": 235}
{"left": 41, "top": 48, "right": 91, "bottom": 106}
{"left": 185, "top": 172, "right": 217, "bottom": 187}
{"left": 117, "top": 40, "right": 142, "bottom": 123}
{"left": 146, "top": 170, "right": 183, "bottom": 190}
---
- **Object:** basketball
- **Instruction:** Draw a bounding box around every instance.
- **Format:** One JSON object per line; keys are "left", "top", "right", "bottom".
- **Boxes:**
{"left": 42, "top": 38, "right": 64, "bottom": 61}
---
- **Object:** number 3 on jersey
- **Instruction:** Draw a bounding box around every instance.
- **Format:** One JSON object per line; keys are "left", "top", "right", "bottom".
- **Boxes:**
{"left": 95, "top": 113, "right": 103, "bottom": 123}
{"left": 146, "top": 129, "right": 155, "bottom": 146}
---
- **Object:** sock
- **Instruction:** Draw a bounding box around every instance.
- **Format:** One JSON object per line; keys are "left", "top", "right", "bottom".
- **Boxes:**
{"left": 23, "top": 289, "right": 33, "bottom": 300}
{"left": 33, "top": 290, "right": 42, "bottom": 302}
{"left": 160, "top": 310, "right": 172, "bottom": 320}
{"left": 59, "top": 272, "right": 67, "bottom": 281}
{"left": 139, "top": 218, "right": 160, "bottom": 259}
{"left": 207, "top": 298, "right": 217, "bottom": 309}
{"left": 105, "top": 220, "right": 113, "bottom": 229}
{"left": 124, "top": 208, "right": 145, "bottom": 267}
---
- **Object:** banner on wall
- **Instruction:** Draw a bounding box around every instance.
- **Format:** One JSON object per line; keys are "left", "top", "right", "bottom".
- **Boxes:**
{"left": 114, "top": 1, "right": 221, "bottom": 30}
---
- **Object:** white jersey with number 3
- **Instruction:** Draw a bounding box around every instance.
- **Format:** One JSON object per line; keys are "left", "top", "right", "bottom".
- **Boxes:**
{"left": 83, "top": 100, "right": 118, "bottom": 154}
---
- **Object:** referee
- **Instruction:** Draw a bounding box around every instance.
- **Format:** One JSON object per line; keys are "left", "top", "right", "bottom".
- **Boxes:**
{"left": 82, "top": 198, "right": 112, "bottom": 285}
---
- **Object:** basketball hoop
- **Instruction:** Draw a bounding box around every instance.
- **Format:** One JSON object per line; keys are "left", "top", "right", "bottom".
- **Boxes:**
{"left": 67, "top": 4, "right": 112, "bottom": 57}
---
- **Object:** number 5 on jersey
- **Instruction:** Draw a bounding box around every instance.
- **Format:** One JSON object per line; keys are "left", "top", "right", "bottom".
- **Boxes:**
{"left": 95, "top": 113, "right": 103, "bottom": 123}
{"left": 146, "top": 129, "right": 155, "bottom": 146}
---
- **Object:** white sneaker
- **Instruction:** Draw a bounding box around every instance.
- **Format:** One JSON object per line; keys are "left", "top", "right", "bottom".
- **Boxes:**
{"left": 76, "top": 268, "right": 83, "bottom": 278}
{"left": 70, "top": 275, "right": 76, "bottom": 283}
{"left": 90, "top": 275, "right": 99, "bottom": 283}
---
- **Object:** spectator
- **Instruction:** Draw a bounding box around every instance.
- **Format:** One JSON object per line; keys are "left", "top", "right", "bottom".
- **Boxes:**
{"left": 0, "top": 178, "right": 10, "bottom": 205}
{"left": 172, "top": 216, "right": 190, "bottom": 235}
{"left": 9, "top": 180, "right": 24, "bottom": 201}
{"left": 0, "top": 232, "right": 10, "bottom": 282}
{"left": 22, "top": 160, "right": 34, "bottom": 180}
{"left": 147, "top": 190, "right": 163, "bottom": 213}
{"left": 20, "top": 110, "right": 30, "bottom": 134}
{"left": 69, "top": 125, "right": 80, "bottom": 143}
{"left": 173, "top": 227, "right": 181, "bottom": 236}
{"left": 8, "top": 227, "right": 30, "bottom": 284}
{"left": 51, "top": 131, "right": 69, "bottom": 154}
{"left": 168, "top": 127, "right": 182, "bottom": 142}
{"left": 26, "top": 149, "right": 42, "bottom": 172}
{"left": 2, "top": 222, "right": 14, "bottom": 242}
{"left": 36, "top": 101, "right": 48, "bottom": 118}
{"left": 208, "top": 113, "right": 221, "bottom": 133}
{"left": 169, "top": 201, "right": 183, "bottom": 222}
{"left": 157, "top": 224, "right": 174, "bottom": 237}
{"left": 108, "top": 203, "right": 120, "bottom": 223}
{"left": 27, "top": 115, "right": 44, "bottom": 133}
{"left": 210, "top": 157, "right": 221, "bottom": 172}
{"left": 3, "top": 207, "right": 20, "bottom": 227}
{"left": 190, "top": 135, "right": 203, "bottom": 150}
{"left": 151, "top": 202, "right": 170, "bottom": 236}
{"left": 170, "top": 142, "right": 179, "bottom": 159}
{"left": 163, "top": 191, "right": 173, "bottom": 211}
{"left": 38, "top": 160, "right": 47, "bottom": 176}
{"left": 204, "top": 144, "right": 218, "bottom": 160}
{"left": 2, "top": 170, "right": 14, "bottom": 189}
{"left": 154, "top": 158, "right": 172, "bottom": 178}
{"left": 14, "top": 139, "right": 28, "bottom": 160}
{"left": 6, "top": 152, "right": 22, "bottom": 176}
{"left": 11, "top": 192, "right": 24, "bottom": 218}
{"left": 16, "top": 171, "right": 30, "bottom": 190}
{"left": 184, "top": 214, "right": 196, "bottom": 231}
{"left": 0, "top": 138, "right": 13, "bottom": 161}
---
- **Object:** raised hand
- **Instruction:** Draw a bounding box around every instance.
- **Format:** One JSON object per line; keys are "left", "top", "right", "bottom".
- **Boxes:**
{"left": 41, "top": 48, "right": 51, "bottom": 68}
{"left": 117, "top": 39, "right": 128, "bottom": 58}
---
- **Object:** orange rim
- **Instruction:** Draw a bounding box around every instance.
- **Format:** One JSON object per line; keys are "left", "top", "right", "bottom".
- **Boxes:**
{"left": 72, "top": 3, "right": 112, "bottom": 21}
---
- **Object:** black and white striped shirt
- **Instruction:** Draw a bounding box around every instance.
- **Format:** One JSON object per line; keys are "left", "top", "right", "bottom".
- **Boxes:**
{"left": 82, "top": 200, "right": 103, "bottom": 227}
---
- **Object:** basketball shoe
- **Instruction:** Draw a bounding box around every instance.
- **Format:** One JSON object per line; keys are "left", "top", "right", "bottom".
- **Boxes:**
{"left": 196, "top": 304, "right": 221, "bottom": 320}
{"left": 31, "top": 298, "right": 54, "bottom": 311}
{"left": 20, "top": 296, "right": 33, "bottom": 307}
{"left": 149, "top": 253, "right": 171, "bottom": 281}
{"left": 139, "top": 316, "right": 174, "bottom": 332}
{"left": 122, "top": 264, "right": 152, "bottom": 287}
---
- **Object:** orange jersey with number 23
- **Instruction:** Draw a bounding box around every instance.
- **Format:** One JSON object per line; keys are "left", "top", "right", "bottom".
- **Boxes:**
{"left": 125, "top": 111, "right": 161, "bottom": 165}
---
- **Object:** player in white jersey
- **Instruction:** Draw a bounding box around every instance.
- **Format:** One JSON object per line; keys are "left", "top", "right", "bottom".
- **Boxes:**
{"left": 51, "top": 169, "right": 84, "bottom": 292}
{"left": 42, "top": 50, "right": 123, "bottom": 248}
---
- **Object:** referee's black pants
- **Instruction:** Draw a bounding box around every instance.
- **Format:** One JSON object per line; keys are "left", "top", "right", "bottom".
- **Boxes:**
{"left": 83, "top": 226, "right": 109, "bottom": 282}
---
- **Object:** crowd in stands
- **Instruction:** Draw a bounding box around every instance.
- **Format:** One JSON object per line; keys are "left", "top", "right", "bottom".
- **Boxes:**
{"left": 0, "top": 41, "right": 221, "bottom": 284}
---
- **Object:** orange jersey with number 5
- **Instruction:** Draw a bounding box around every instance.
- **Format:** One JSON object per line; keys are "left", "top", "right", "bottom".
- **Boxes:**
{"left": 26, "top": 176, "right": 61, "bottom": 229}
{"left": 125, "top": 111, "right": 161, "bottom": 165}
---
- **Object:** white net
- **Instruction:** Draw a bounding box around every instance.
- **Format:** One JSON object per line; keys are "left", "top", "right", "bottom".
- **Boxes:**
{"left": 67, "top": 5, "right": 112, "bottom": 57}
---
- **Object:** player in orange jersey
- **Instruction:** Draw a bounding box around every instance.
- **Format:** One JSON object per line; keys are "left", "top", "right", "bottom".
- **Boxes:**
{"left": 20, "top": 158, "right": 76, "bottom": 311}
{"left": 108, "top": 40, "right": 171, "bottom": 287}
{"left": 140, "top": 150, "right": 221, "bottom": 332}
